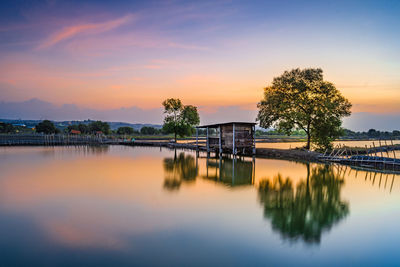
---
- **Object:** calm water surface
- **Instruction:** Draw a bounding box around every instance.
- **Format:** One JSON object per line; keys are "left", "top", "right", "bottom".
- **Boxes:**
{"left": 0, "top": 146, "right": 399, "bottom": 266}
{"left": 256, "top": 139, "right": 400, "bottom": 149}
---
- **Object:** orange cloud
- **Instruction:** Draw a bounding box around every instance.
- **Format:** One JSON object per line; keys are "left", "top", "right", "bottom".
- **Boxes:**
{"left": 37, "top": 14, "right": 134, "bottom": 50}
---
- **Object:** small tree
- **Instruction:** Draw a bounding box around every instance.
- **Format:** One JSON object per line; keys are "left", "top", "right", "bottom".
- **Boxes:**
{"left": 140, "top": 126, "right": 158, "bottom": 135}
{"left": 117, "top": 126, "right": 135, "bottom": 135}
{"left": 88, "top": 121, "right": 110, "bottom": 135}
{"left": 257, "top": 68, "right": 351, "bottom": 150}
{"left": 162, "top": 98, "right": 200, "bottom": 142}
{"left": 67, "top": 123, "right": 90, "bottom": 134}
{"left": 0, "top": 122, "right": 16, "bottom": 133}
{"left": 36, "top": 120, "right": 59, "bottom": 134}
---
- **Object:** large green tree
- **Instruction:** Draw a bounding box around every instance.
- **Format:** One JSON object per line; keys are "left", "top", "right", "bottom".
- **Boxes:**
{"left": 162, "top": 98, "right": 200, "bottom": 142}
{"left": 257, "top": 68, "right": 352, "bottom": 150}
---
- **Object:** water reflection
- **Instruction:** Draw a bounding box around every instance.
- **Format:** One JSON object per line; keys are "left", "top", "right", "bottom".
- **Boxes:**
{"left": 347, "top": 166, "right": 397, "bottom": 193}
{"left": 163, "top": 151, "right": 198, "bottom": 191}
{"left": 162, "top": 153, "right": 350, "bottom": 245}
{"left": 258, "top": 164, "right": 349, "bottom": 244}
{"left": 203, "top": 157, "right": 255, "bottom": 187}
{"left": 163, "top": 152, "right": 255, "bottom": 189}
{"left": 1, "top": 146, "right": 399, "bottom": 266}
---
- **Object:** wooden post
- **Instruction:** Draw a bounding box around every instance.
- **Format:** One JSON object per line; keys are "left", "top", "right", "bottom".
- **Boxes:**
{"left": 218, "top": 155, "right": 222, "bottom": 181}
{"left": 252, "top": 125, "right": 256, "bottom": 155}
{"left": 391, "top": 140, "right": 396, "bottom": 159}
{"left": 206, "top": 127, "right": 209, "bottom": 153}
{"left": 378, "top": 140, "right": 383, "bottom": 157}
{"left": 195, "top": 149, "right": 198, "bottom": 170}
{"left": 232, "top": 156, "right": 235, "bottom": 185}
{"left": 372, "top": 143, "right": 377, "bottom": 157}
{"left": 384, "top": 140, "right": 389, "bottom": 157}
{"left": 219, "top": 126, "right": 222, "bottom": 155}
{"left": 252, "top": 156, "right": 256, "bottom": 185}
{"left": 206, "top": 157, "right": 209, "bottom": 177}
{"left": 232, "top": 123, "right": 236, "bottom": 155}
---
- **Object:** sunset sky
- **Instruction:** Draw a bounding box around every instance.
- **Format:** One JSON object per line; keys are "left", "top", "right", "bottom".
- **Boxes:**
{"left": 1, "top": 0, "right": 399, "bottom": 130}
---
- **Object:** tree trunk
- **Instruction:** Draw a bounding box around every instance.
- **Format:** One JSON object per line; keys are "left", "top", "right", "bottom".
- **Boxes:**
{"left": 305, "top": 122, "right": 311, "bottom": 150}
{"left": 306, "top": 133, "right": 311, "bottom": 150}
{"left": 174, "top": 131, "right": 177, "bottom": 143}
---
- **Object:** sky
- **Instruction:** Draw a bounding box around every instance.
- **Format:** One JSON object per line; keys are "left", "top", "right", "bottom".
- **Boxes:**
{"left": 0, "top": 0, "right": 399, "bottom": 130}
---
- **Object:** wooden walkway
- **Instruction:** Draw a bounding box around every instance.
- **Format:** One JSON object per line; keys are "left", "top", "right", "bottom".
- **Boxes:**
{"left": 0, "top": 134, "right": 120, "bottom": 146}
{"left": 319, "top": 144, "right": 400, "bottom": 172}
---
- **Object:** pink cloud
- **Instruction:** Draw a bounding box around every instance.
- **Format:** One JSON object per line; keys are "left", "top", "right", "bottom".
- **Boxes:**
{"left": 37, "top": 14, "right": 134, "bottom": 50}
{"left": 168, "top": 42, "right": 208, "bottom": 51}
{"left": 143, "top": 65, "right": 161, "bottom": 69}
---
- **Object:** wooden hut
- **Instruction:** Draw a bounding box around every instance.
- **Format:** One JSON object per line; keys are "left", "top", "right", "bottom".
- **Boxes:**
{"left": 196, "top": 122, "right": 256, "bottom": 155}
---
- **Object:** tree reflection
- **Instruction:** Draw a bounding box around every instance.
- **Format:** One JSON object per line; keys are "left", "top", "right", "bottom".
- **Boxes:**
{"left": 258, "top": 164, "right": 349, "bottom": 244}
{"left": 163, "top": 151, "right": 198, "bottom": 191}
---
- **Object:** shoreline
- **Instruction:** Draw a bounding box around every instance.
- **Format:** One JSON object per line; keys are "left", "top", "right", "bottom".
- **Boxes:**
{"left": 3, "top": 139, "right": 400, "bottom": 173}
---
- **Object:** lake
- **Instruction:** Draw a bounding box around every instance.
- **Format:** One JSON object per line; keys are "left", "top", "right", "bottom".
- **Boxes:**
{"left": 0, "top": 146, "right": 399, "bottom": 266}
{"left": 256, "top": 139, "right": 400, "bottom": 149}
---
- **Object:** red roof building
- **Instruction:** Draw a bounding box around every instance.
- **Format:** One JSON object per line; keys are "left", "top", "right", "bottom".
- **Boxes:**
{"left": 70, "top": 129, "right": 81, "bottom": 134}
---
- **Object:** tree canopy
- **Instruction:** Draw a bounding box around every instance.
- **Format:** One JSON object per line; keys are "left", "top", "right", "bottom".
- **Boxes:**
{"left": 140, "top": 126, "right": 159, "bottom": 135}
{"left": 117, "top": 126, "right": 136, "bottom": 135}
{"left": 257, "top": 68, "right": 352, "bottom": 150}
{"left": 162, "top": 98, "right": 200, "bottom": 142}
{"left": 0, "top": 122, "right": 16, "bottom": 133}
{"left": 88, "top": 121, "right": 110, "bottom": 135}
{"left": 66, "top": 121, "right": 110, "bottom": 135}
{"left": 67, "top": 123, "right": 89, "bottom": 134}
{"left": 35, "top": 120, "right": 59, "bottom": 134}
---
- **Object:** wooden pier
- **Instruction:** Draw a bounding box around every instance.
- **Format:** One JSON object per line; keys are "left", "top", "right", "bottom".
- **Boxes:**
{"left": 0, "top": 134, "right": 120, "bottom": 146}
{"left": 318, "top": 142, "right": 400, "bottom": 172}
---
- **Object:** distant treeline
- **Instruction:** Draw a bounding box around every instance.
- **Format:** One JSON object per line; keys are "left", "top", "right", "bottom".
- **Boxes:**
{"left": 2, "top": 120, "right": 399, "bottom": 140}
{"left": 255, "top": 128, "right": 400, "bottom": 139}
{"left": 1, "top": 120, "right": 168, "bottom": 136}
{"left": 256, "top": 129, "right": 307, "bottom": 137}
{"left": 342, "top": 128, "right": 400, "bottom": 139}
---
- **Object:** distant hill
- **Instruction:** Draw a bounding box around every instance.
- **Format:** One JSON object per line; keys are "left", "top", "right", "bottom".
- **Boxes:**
{"left": 0, "top": 119, "right": 162, "bottom": 130}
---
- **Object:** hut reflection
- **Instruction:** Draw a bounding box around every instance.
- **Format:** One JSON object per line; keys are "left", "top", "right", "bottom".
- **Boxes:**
{"left": 163, "top": 152, "right": 255, "bottom": 190}
{"left": 258, "top": 164, "right": 349, "bottom": 244}
{"left": 203, "top": 156, "right": 255, "bottom": 187}
{"left": 163, "top": 151, "right": 198, "bottom": 191}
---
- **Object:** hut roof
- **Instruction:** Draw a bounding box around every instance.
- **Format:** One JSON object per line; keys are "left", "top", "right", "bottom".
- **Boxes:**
{"left": 196, "top": 122, "right": 256, "bottom": 128}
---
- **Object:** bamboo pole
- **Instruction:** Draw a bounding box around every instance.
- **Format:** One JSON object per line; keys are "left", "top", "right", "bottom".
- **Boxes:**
{"left": 391, "top": 140, "right": 396, "bottom": 159}
{"left": 219, "top": 126, "right": 222, "bottom": 155}
{"left": 372, "top": 143, "right": 377, "bottom": 157}
{"left": 384, "top": 140, "right": 390, "bottom": 157}
{"left": 378, "top": 140, "right": 384, "bottom": 157}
